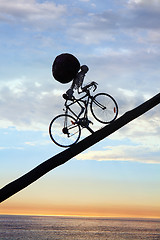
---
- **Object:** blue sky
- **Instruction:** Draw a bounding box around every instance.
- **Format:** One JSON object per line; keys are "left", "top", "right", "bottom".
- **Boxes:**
{"left": 0, "top": 0, "right": 160, "bottom": 217}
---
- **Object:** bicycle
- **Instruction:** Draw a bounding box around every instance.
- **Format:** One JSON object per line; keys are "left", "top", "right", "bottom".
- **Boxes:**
{"left": 49, "top": 65, "right": 118, "bottom": 147}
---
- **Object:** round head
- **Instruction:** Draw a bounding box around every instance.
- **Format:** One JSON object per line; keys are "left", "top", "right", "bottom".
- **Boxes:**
{"left": 80, "top": 65, "right": 89, "bottom": 73}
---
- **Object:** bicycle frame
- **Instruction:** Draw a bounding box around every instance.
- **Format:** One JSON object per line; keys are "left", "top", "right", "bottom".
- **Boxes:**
{"left": 49, "top": 86, "right": 118, "bottom": 147}
{"left": 65, "top": 92, "right": 90, "bottom": 118}
{"left": 63, "top": 90, "right": 94, "bottom": 133}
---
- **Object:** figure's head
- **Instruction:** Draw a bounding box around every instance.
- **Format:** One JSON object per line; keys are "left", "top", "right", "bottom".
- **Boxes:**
{"left": 80, "top": 65, "right": 89, "bottom": 73}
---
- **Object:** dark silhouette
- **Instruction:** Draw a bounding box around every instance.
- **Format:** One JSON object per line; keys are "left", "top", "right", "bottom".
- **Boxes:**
{"left": 51, "top": 59, "right": 118, "bottom": 147}
{"left": 0, "top": 92, "right": 160, "bottom": 203}
{"left": 52, "top": 53, "right": 80, "bottom": 84}
{"left": 49, "top": 75, "right": 118, "bottom": 147}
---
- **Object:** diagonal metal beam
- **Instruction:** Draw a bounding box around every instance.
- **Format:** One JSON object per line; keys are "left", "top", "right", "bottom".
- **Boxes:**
{"left": 0, "top": 93, "right": 160, "bottom": 203}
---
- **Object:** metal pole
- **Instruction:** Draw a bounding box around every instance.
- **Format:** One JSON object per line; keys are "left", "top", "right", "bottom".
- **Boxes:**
{"left": 0, "top": 93, "right": 160, "bottom": 203}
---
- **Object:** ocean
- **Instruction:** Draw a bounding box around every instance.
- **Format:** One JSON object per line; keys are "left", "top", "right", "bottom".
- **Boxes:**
{"left": 0, "top": 215, "right": 160, "bottom": 240}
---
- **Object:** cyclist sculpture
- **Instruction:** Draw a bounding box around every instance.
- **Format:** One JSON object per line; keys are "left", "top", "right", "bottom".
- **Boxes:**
{"left": 49, "top": 53, "right": 118, "bottom": 148}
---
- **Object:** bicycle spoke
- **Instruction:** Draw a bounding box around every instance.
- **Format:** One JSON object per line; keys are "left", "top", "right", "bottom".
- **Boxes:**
{"left": 49, "top": 114, "right": 81, "bottom": 147}
{"left": 91, "top": 93, "right": 118, "bottom": 124}
{"left": 94, "top": 99, "right": 106, "bottom": 110}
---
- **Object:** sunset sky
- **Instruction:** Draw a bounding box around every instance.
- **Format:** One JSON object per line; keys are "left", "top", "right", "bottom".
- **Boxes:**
{"left": 0, "top": 0, "right": 160, "bottom": 218}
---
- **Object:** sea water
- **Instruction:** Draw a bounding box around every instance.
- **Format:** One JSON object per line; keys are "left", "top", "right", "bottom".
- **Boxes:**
{"left": 0, "top": 215, "right": 160, "bottom": 240}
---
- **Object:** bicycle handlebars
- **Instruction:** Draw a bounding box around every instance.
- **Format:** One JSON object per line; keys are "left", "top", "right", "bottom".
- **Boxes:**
{"left": 81, "top": 81, "right": 98, "bottom": 92}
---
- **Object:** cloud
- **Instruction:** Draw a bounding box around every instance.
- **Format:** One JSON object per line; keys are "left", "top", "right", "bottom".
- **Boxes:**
{"left": 75, "top": 90, "right": 160, "bottom": 164}
{"left": 1, "top": 0, "right": 160, "bottom": 47}
{"left": 68, "top": 23, "right": 114, "bottom": 44}
{"left": 0, "top": 75, "right": 159, "bottom": 134}
{"left": 83, "top": 49, "right": 160, "bottom": 102}
{"left": 127, "top": 0, "right": 160, "bottom": 29}
{"left": 0, "top": 0, "right": 160, "bottom": 156}
{"left": 66, "top": 0, "right": 160, "bottom": 46}
{"left": 76, "top": 144, "right": 160, "bottom": 164}
{"left": 0, "top": 0, "right": 67, "bottom": 30}
{"left": 67, "top": 10, "right": 120, "bottom": 44}
{"left": 128, "top": 0, "right": 160, "bottom": 10}
{"left": 0, "top": 78, "right": 65, "bottom": 130}
{"left": 112, "top": 114, "right": 160, "bottom": 145}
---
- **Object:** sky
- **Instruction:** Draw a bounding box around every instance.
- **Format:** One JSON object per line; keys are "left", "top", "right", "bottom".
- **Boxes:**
{"left": 0, "top": 0, "right": 160, "bottom": 218}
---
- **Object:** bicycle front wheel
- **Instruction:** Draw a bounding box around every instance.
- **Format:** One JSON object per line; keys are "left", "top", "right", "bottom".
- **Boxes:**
{"left": 90, "top": 93, "right": 118, "bottom": 124}
{"left": 49, "top": 114, "right": 81, "bottom": 148}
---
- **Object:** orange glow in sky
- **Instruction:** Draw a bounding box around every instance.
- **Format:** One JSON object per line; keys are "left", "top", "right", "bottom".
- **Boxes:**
{"left": 1, "top": 160, "right": 160, "bottom": 219}
{"left": 1, "top": 198, "right": 160, "bottom": 219}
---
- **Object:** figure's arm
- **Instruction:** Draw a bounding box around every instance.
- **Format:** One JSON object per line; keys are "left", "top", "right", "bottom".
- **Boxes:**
{"left": 81, "top": 81, "right": 98, "bottom": 92}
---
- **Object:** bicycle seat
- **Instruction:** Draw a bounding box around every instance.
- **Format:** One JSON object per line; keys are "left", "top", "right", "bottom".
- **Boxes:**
{"left": 63, "top": 88, "right": 74, "bottom": 100}
{"left": 62, "top": 93, "right": 69, "bottom": 100}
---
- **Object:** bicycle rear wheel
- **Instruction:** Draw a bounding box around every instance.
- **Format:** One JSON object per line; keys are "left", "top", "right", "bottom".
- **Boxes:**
{"left": 90, "top": 93, "right": 118, "bottom": 124}
{"left": 49, "top": 114, "right": 81, "bottom": 147}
